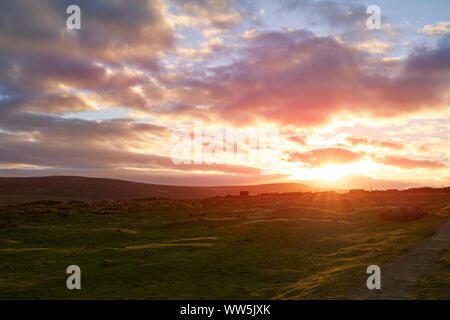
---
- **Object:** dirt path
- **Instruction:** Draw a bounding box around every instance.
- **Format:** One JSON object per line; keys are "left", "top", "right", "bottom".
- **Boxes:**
{"left": 350, "top": 214, "right": 450, "bottom": 299}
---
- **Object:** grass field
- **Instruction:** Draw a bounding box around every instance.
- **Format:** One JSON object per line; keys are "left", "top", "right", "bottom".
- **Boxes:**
{"left": 0, "top": 190, "right": 449, "bottom": 299}
{"left": 415, "top": 244, "right": 450, "bottom": 299}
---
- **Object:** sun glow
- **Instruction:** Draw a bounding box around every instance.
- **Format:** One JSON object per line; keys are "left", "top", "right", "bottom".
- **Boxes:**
{"left": 315, "top": 165, "right": 348, "bottom": 181}
{"left": 289, "top": 161, "right": 377, "bottom": 181}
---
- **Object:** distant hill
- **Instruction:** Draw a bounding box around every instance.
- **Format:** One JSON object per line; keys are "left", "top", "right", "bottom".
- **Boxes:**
{"left": 0, "top": 176, "right": 318, "bottom": 203}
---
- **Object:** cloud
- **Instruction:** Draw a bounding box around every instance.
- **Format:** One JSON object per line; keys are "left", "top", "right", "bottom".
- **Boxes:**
{"left": 287, "top": 135, "right": 307, "bottom": 146}
{"left": 169, "top": 0, "right": 243, "bottom": 30}
{"left": 155, "top": 30, "right": 450, "bottom": 128}
{"left": 375, "top": 156, "right": 447, "bottom": 170}
{"left": 345, "top": 136, "right": 404, "bottom": 150}
{"left": 418, "top": 21, "right": 450, "bottom": 36}
{"left": 0, "top": 0, "right": 174, "bottom": 70}
{"left": 405, "top": 36, "right": 450, "bottom": 73}
{"left": 278, "top": 0, "right": 386, "bottom": 42}
{"left": 286, "top": 147, "right": 364, "bottom": 167}
{"left": 0, "top": 130, "right": 265, "bottom": 177}
{"left": 0, "top": 0, "right": 177, "bottom": 116}
{"left": 353, "top": 39, "right": 391, "bottom": 54}
{"left": 0, "top": 112, "right": 169, "bottom": 151}
{"left": 285, "top": 144, "right": 447, "bottom": 171}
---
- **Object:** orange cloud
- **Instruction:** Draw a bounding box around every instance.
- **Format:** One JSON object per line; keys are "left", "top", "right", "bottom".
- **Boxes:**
{"left": 345, "top": 136, "right": 404, "bottom": 150}
{"left": 374, "top": 156, "right": 447, "bottom": 169}
{"left": 287, "top": 148, "right": 364, "bottom": 167}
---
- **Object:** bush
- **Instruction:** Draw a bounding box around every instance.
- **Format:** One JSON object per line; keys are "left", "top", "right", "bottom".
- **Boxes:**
{"left": 380, "top": 206, "right": 429, "bottom": 221}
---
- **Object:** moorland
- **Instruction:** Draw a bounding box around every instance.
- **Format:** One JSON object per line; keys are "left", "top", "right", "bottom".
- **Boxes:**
{"left": 0, "top": 183, "right": 449, "bottom": 299}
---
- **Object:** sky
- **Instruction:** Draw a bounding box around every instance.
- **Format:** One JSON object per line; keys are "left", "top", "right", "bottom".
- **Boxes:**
{"left": 0, "top": 0, "right": 449, "bottom": 188}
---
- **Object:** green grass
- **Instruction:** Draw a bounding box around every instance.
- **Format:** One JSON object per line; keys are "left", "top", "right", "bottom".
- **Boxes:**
{"left": 0, "top": 191, "right": 448, "bottom": 299}
{"left": 414, "top": 246, "right": 450, "bottom": 299}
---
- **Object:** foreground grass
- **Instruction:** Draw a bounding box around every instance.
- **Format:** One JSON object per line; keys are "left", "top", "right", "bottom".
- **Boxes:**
{"left": 0, "top": 191, "right": 449, "bottom": 299}
{"left": 415, "top": 245, "right": 450, "bottom": 299}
